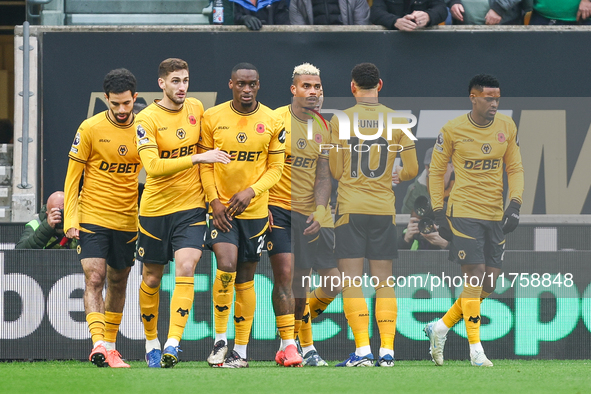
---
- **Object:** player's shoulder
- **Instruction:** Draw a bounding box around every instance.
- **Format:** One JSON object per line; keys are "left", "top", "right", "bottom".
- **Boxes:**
{"left": 83, "top": 111, "right": 109, "bottom": 129}
{"left": 257, "top": 102, "right": 282, "bottom": 120}
{"left": 274, "top": 104, "right": 290, "bottom": 117}
{"left": 494, "top": 112, "right": 516, "bottom": 128}
{"left": 442, "top": 112, "right": 471, "bottom": 132}
{"left": 185, "top": 97, "right": 205, "bottom": 112}
{"left": 203, "top": 100, "right": 231, "bottom": 118}
{"left": 135, "top": 103, "right": 159, "bottom": 122}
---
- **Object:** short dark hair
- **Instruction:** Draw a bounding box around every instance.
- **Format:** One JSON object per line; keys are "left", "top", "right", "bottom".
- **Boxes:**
{"left": 103, "top": 68, "right": 137, "bottom": 96}
{"left": 231, "top": 62, "right": 258, "bottom": 77}
{"left": 158, "top": 58, "right": 189, "bottom": 78}
{"left": 468, "top": 74, "right": 500, "bottom": 94}
{"left": 351, "top": 63, "right": 380, "bottom": 90}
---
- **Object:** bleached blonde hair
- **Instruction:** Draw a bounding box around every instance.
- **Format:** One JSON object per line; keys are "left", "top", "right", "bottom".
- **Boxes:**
{"left": 292, "top": 63, "right": 320, "bottom": 80}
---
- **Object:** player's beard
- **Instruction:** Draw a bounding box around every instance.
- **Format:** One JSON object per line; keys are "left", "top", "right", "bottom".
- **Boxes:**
{"left": 111, "top": 110, "right": 131, "bottom": 124}
{"left": 167, "top": 90, "right": 186, "bottom": 105}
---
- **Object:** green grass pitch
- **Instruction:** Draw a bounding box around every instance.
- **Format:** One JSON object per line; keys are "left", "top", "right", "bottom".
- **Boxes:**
{"left": 1, "top": 360, "right": 590, "bottom": 394}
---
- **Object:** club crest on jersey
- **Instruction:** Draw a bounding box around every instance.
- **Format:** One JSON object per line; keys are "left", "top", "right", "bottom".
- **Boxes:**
{"left": 236, "top": 132, "right": 248, "bottom": 143}
{"left": 118, "top": 145, "right": 128, "bottom": 156}
{"left": 278, "top": 129, "right": 286, "bottom": 144}
{"left": 137, "top": 124, "right": 146, "bottom": 139}
{"left": 255, "top": 123, "right": 265, "bottom": 134}
{"left": 188, "top": 114, "right": 197, "bottom": 125}
{"left": 297, "top": 138, "right": 307, "bottom": 149}
{"left": 497, "top": 132, "right": 506, "bottom": 143}
{"left": 176, "top": 128, "right": 186, "bottom": 139}
{"left": 481, "top": 143, "right": 492, "bottom": 154}
{"left": 73, "top": 132, "right": 81, "bottom": 146}
{"left": 314, "top": 133, "right": 322, "bottom": 143}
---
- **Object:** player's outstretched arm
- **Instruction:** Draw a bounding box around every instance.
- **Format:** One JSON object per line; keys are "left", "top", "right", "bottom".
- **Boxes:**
{"left": 191, "top": 148, "right": 231, "bottom": 164}
{"left": 139, "top": 146, "right": 194, "bottom": 177}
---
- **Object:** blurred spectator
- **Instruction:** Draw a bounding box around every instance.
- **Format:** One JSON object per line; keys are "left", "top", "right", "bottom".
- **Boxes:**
{"left": 16, "top": 191, "right": 75, "bottom": 249}
{"left": 529, "top": 0, "right": 591, "bottom": 24}
{"left": 370, "top": 0, "right": 448, "bottom": 30}
{"left": 290, "top": 0, "right": 370, "bottom": 25}
{"left": 0, "top": 118, "right": 13, "bottom": 144}
{"left": 446, "top": 0, "right": 530, "bottom": 25}
{"left": 233, "top": 0, "right": 290, "bottom": 30}
{"left": 133, "top": 102, "right": 147, "bottom": 114}
{"left": 401, "top": 147, "right": 454, "bottom": 214}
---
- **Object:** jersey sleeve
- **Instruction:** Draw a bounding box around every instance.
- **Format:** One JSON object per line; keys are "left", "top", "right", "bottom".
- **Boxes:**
{"left": 318, "top": 123, "right": 331, "bottom": 160}
{"left": 64, "top": 121, "right": 92, "bottom": 231}
{"left": 198, "top": 112, "right": 219, "bottom": 202}
{"left": 328, "top": 121, "right": 344, "bottom": 180}
{"left": 429, "top": 125, "right": 454, "bottom": 212}
{"left": 251, "top": 116, "right": 286, "bottom": 196}
{"left": 396, "top": 125, "right": 418, "bottom": 182}
{"left": 63, "top": 158, "right": 85, "bottom": 232}
{"left": 136, "top": 115, "right": 193, "bottom": 177}
{"left": 504, "top": 121, "right": 524, "bottom": 205}
{"left": 67, "top": 120, "right": 92, "bottom": 164}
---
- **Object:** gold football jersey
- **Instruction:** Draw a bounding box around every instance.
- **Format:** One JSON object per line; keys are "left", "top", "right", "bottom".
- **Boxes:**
{"left": 199, "top": 101, "right": 285, "bottom": 219}
{"left": 430, "top": 112, "right": 524, "bottom": 221}
{"left": 330, "top": 102, "right": 418, "bottom": 217}
{"left": 269, "top": 105, "right": 331, "bottom": 216}
{"left": 135, "top": 97, "right": 205, "bottom": 217}
{"left": 64, "top": 111, "right": 141, "bottom": 232}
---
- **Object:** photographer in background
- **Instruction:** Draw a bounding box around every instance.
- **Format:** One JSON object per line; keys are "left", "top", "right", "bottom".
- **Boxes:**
{"left": 16, "top": 191, "right": 74, "bottom": 249}
{"left": 401, "top": 147, "right": 454, "bottom": 214}
{"left": 399, "top": 195, "right": 449, "bottom": 250}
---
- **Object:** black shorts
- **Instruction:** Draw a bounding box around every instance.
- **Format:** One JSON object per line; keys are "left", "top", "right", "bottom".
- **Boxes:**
{"left": 136, "top": 208, "right": 207, "bottom": 265}
{"left": 334, "top": 213, "right": 398, "bottom": 260}
{"left": 205, "top": 216, "right": 268, "bottom": 264}
{"left": 448, "top": 217, "right": 505, "bottom": 268}
{"left": 291, "top": 210, "right": 337, "bottom": 271}
{"left": 78, "top": 223, "right": 137, "bottom": 270}
{"left": 267, "top": 206, "right": 292, "bottom": 256}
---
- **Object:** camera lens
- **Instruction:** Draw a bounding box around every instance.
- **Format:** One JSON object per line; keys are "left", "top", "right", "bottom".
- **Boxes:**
{"left": 56, "top": 209, "right": 64, "bottom": 230}
{"left": 419, "top": 217, "right": 435, "bottom": 234}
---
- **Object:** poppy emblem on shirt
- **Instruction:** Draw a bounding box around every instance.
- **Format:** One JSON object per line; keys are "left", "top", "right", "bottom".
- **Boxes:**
{"left": 314, "top": 133, "right": 322, "bottom": 143}
{"left": 255, "top": 123, "right": 265, "bottom": 134}
{"left": 497, "top": 132, "right": 506, "bottom": 143}
{"left": 189, "top": 115, "right": 197, "bottom": 125}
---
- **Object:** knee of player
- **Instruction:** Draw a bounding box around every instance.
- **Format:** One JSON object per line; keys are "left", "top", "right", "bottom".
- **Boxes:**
{"left": 272, "top": 267, "right": 292, "bottom": 287}
{"left": 85, "top": 271, "right": 106, "bottom": 290}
